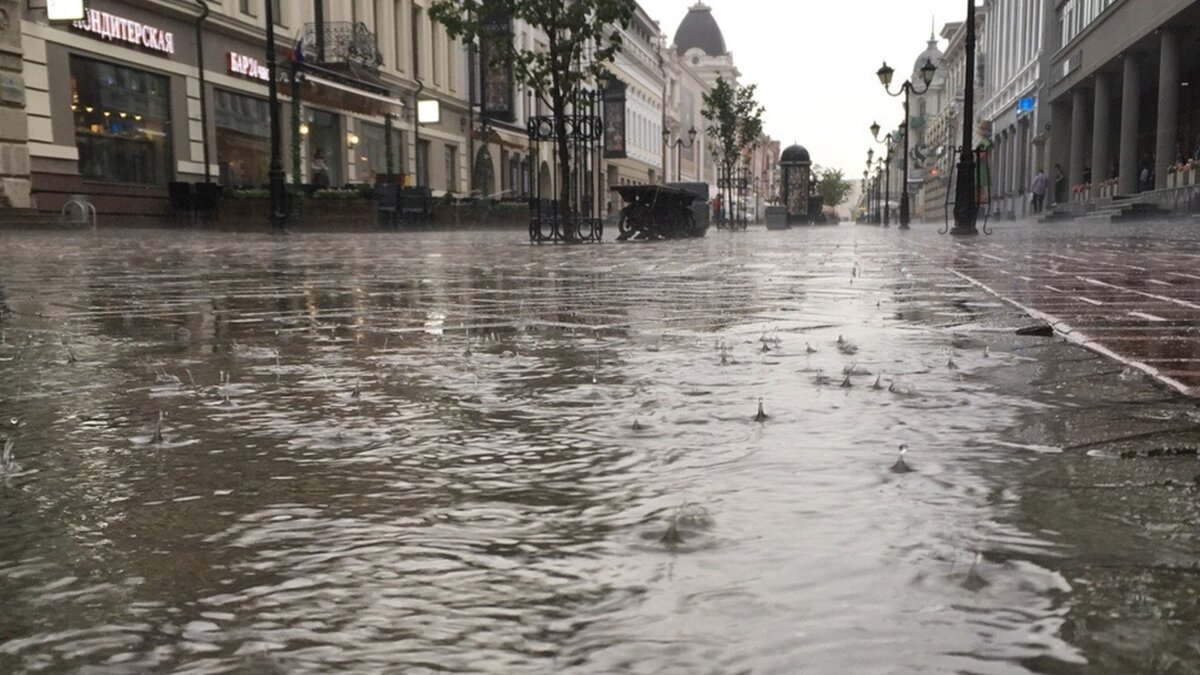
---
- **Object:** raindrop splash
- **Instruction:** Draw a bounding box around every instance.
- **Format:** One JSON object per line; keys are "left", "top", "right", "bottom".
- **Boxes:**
{"left": 1, "top": 437, "right": 15, "bottom": 473}
{"left": 754, "top": 398, "right": 768, "bottom": 423}
{"left": 890, "top": 444, "right": 914, "bottom": 474}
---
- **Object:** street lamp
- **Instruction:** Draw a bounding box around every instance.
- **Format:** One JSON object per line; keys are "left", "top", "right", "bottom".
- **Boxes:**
{"left": 662, "top": 126, "right": 698, "bottom": 183}
{"left": 869, "top": 122, "right": 896, "bottom": 227}
{"left": 951, "top": 0, "right": 979, "bottom": 236}
{"left": 264, "top": 0, "right": 287, "bottom": 230}
{"left": 877, "top": 57, "right": 936, "bottom": 229}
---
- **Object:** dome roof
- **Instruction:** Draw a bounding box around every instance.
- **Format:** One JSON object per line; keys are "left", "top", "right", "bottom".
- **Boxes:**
{"left": 912, "top": 34, "right": 943, "bottom": 82}
{"left": 674, "top": 2, "right": 727, "bottom": 57}
{"left": 781, "top": 144, "right": 811, "bottom": 165}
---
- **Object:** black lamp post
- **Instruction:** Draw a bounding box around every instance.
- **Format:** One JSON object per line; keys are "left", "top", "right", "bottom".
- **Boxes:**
{"left": 662, "top": 126, "right": 697, "bottom": 183}
{"left": 877, "top": 58, "right": 936, "bottom": 229}
{"left": 878, "top": 164, "right": 888, "bottom": 223}
{"left": 864, "top": 168, "right": 873, "bottom": 220}
{"left": 264, "top": 0, "right": 287, "bottom": 230}
{"left": 951, "top": 0, "right": 979, "bottom": 235}
{"left": 869, "top": 122, "right": 898, "bottom": 227}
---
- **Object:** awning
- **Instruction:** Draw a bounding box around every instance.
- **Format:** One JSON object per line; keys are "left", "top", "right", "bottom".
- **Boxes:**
{"left": 284, "top": 72, "right": 405, "bottom": 117}
{"left": 478, "top": 126, "right": 529, "bottom": 151}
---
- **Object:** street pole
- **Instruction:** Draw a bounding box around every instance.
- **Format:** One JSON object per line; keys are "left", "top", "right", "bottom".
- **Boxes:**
{"left": 193, "top": 0, "right": 211, "bottom": 184}
{"left": 265, "top": 0, "right": 287, "bottom": 230}
{"left": 900, "top": 91, "right": 910, "bottom": 228}
{"left": 877, "top": 61, "right": 933, "bottom": 229}
{"left": 883, "top": 155, "right": 891, "bottom": 227}
{"left": 951, "top": 0, "right": 979, "bottom": 235}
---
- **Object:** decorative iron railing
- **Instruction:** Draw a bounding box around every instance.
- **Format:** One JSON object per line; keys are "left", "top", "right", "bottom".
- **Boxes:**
{"left": 302, "top": 22, "right": 383, "bottom": 71}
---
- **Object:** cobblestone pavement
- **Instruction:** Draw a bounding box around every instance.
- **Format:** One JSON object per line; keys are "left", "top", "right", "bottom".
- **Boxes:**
{"left": 899, "top": 218, "right": 1200, "bottom": 398}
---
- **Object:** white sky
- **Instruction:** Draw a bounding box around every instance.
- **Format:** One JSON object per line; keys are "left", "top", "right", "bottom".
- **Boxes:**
{"left": 637, "top": 0, "right": 972, "bottom": 177}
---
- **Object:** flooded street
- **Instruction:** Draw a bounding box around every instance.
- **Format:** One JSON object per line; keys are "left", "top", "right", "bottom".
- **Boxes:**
{"left": 1, "top": 226, "right": 1198, "bottom": 674}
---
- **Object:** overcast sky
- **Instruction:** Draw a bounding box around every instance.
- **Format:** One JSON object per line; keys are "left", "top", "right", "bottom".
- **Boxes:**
{"left": 637, "top": 0, "right": 972, "bottom": 178}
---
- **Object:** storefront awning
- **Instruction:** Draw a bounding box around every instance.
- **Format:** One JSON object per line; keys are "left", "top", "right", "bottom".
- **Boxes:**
{"left": 478, "top": 126, "right": 529, "bottom": 152}
{"left": 285, "top": 71, "right": 405, "bottom": 117}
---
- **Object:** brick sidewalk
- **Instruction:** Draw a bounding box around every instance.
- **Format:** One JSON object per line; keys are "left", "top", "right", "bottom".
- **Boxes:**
{"left": 899, "top": 218, "right": 1200, "bottom": 398}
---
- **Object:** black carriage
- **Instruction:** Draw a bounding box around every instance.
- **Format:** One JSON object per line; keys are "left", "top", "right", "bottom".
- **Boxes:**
{"left": 612, "top": 185, "right": 708, "bottom": 241}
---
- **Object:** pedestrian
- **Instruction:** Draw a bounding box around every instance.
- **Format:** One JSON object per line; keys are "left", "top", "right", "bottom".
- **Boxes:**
{"left": 312, "top": 148, "right": 330, "bottom": 189}
{"left": 1031, "top": 169, "right": 1048, "bottom": 214}
{"left": 1053, "top": 164, "right": 1066, "bottom": 204}
{"left": 1139, "top": 165, "right": 1151, "bottom": 193}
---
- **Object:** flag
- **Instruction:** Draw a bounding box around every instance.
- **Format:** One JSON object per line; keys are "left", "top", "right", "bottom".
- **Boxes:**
{"left": 292, "top": 36, "right": 305, "bottom": 64}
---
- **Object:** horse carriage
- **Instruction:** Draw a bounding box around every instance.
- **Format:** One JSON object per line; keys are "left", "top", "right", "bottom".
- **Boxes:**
{"left": 611, "top": 184, "right": 709, "bottom": 241}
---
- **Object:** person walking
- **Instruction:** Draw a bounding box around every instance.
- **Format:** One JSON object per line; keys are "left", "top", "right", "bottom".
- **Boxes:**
{"left": 1031, "top": 169, "right": 1048, "bottom": 214}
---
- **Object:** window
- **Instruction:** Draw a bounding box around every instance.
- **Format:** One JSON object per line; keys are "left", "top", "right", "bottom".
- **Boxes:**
{"left": 215, "top": 89, "right": 270, "bottom": 188}
{"left": 394, "top": 1, "right": 406, "bottom": 72}
{"left": 271, "top": 0, "right": 282, "bottom": 25}
{"left": 70, "top": 56, "right": 173, "bottom": 186}
{"left": 416, "top": 139, "right": 429, "bottom": 186}
{"left": 411, "top": 6, "right": 422, "bottom": 78}
{"left": 239, "top": 0, "right": 255, "bottom": 17}
{"left": 432, "top": 25, "right": 442, "bottom": 86}
{"left": 358, "top": 121, "right": 395, "bottom": 183}
{"left": 444, "top": 144, "right": 456, "bottom": 192}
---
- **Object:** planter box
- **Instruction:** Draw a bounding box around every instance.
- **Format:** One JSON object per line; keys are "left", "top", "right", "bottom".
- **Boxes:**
{"left": 219, "top": 197, "right": 375, "bottom": 230}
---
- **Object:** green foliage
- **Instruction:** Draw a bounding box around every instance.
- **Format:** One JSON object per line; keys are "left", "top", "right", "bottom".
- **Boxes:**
{"left": 430, "top": 0, "right": 636, "bottom": 210}
{"left": 702, "top": 77, "right": 766, "bottom": 173}
{"left": 812, "top": 166, "right": 853, "bottom": 208}
{"left": 431, "top": 0, "right": 634, "bottom": 107}
{"left": 226, "top": 188, "right": 269, "bottom": 200}
{"left": 312, "top": 187, "right": 371, "bottom": 200}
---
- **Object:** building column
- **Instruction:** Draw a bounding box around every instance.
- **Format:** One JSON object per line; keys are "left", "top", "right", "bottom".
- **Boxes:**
{"left": 0, "top": 0, "right": 31, "bottom": 209}
{"left": 1091, "top": 73, "right": 1112, "bottom": 199}
{"left": 1119, "top": 55, "right": 1141, "bottom": 195}
{"left": 1069, "top": 88, "right": 1088, "bottom": 193}
{"left": 1008, "top": 126, "right": 1019, "bottom": 218}
{"left": 1156, "top": 30, "right": 1181, "bottom": 190}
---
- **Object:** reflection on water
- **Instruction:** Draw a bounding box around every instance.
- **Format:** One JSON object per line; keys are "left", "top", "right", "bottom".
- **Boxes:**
{"left": 0, "top": 228, "right": 1195, "bottom": 673}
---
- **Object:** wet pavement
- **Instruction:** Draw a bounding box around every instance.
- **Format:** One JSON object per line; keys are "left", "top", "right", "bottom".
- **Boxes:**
{"left": 0, "top": 225, "right": 1198, "bottom": 674}
{"left": 900, "top": 218, "right": 1200, "bottom": 397}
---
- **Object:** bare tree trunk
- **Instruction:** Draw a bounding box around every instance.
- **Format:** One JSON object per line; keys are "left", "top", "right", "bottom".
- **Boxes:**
{"left": 552, "top": 91, "right": 574, "bottom": 239}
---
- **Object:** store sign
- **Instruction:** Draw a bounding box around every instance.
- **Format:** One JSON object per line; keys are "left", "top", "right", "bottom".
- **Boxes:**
{"left": 228, "top": 52, "right": 270, "bottom": 82}
{"left": 72, "top": 9, "right": 175, "bottom": 55}
{"left": 1016, "top": 96, "right": 1035, "bottom": 115}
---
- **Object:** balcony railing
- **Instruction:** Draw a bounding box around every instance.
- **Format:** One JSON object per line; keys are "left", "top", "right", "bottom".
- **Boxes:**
{"left": 303, "top": 21, "right": 383, "bottom": 71}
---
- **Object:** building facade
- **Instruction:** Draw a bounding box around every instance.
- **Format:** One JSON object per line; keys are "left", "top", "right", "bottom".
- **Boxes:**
{"left": 977, "top": 0, "right": 1049, "bottom": 220}
{"left": 1045, "top": 0, "right": 1200, "bottom": 202}
{"left": 19, "top": 0, "right": 472, "bottom": 221}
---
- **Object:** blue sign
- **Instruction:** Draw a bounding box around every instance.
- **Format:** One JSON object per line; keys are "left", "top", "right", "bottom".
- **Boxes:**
{"left": 1016, "top": 96, "right": 1035, "bottom": 114}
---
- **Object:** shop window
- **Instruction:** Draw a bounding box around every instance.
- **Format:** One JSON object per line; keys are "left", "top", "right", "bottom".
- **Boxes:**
{"left": 444, "top": 144, "right": 457, "bottom": 193}
{"left": 70, "top": 56, "right": 173, "bottom": 186}
{"left": 358, "top": 121, "right": 390, "bottom": 184}
{"left": 415, "top": 139, "right": 429, "bottom": 187}
{"left": 215, "top": 89, "right": 270, "bottom": 188}
{"left": 306, "top": 109, "right": 342, "bottom": 187}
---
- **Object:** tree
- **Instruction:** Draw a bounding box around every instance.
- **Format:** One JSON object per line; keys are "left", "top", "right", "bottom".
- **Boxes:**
{"left": 813, "top": 166, "right": 853, "bottom": 208}
{"left": 430, "top": 0, "right": 636, "bottom": 223}
{"left": 702, "top": 78, "right": 765, "bottom": 224}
